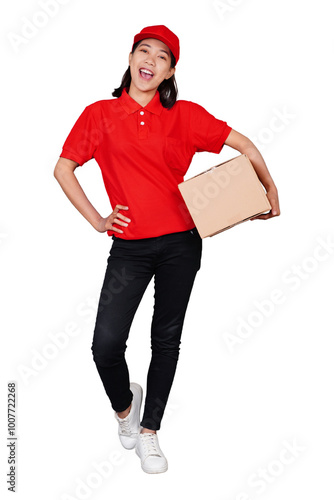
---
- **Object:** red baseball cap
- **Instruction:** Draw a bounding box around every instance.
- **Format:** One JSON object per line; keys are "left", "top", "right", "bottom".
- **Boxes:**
{"left": 132, "top": 25, "right": 180, "bottom": 64}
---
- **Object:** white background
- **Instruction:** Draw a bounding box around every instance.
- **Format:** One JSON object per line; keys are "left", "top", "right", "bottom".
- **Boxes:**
{"left": 1, "top": 0, "right": 333, "bottom": 498}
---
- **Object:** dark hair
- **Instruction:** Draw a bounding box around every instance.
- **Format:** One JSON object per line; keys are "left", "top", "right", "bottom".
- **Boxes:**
{"left": 112, "top": 40, "right": 178, "bottom": 109}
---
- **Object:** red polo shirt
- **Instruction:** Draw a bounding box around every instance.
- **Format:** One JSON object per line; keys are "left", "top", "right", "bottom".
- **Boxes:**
{"left": 60, "top": 88, "right": 232, "bottom": 239}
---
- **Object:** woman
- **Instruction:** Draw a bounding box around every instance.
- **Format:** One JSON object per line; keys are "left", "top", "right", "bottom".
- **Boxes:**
{"left": 54, "top": 25, "right": 280, "bottom": 474}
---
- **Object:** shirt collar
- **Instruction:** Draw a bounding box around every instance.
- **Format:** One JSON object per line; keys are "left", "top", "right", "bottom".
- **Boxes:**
{"left": 118, "top": 88, "right": 164, "bottom": 116}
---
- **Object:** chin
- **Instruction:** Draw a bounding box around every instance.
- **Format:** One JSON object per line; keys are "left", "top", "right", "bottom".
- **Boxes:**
{"left": 134, "top": 81, "right": 157, "bottom": 93}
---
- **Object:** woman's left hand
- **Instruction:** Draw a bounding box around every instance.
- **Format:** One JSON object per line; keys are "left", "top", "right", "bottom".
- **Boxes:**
{"left": 250, "top": 187, "right": 280, "bottom": 220}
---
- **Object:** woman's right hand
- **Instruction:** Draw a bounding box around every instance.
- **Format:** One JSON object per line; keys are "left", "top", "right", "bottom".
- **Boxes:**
{"left": 96, "top": 205, "right": 131, "bottom": 234}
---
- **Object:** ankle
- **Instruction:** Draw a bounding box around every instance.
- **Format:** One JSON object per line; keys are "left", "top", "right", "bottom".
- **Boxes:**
{"left": 141, "top": 428, "right": 157, "bottom": 434}
{"left": 117, "top": 403, "right": 131, "bottom": 419}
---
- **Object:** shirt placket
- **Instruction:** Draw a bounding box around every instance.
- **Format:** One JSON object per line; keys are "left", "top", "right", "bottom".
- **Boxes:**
{"left": 138, "top": 109, "right": 149, "bottom": 139}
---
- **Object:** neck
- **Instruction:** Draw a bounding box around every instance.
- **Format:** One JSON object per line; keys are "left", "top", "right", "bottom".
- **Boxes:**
{"left": 127, "top": 84, "right": 157, "bottom": 107}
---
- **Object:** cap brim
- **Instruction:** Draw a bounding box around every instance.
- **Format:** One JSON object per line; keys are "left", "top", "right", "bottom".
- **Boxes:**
{"left": 133, "top": 33, "right": 176, "bottom": 60}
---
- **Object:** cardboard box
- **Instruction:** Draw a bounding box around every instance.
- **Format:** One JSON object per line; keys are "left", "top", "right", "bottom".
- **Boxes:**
{"left": 178, "top": 154, "right": 271, "bottom": 238}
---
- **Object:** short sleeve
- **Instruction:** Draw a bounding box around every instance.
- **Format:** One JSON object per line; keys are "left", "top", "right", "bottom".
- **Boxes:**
{"left": 60, "top": 105, "right": 99, "bottom": 166}
{"left": 188, "top": 102, "right": 232, "bottom": 154}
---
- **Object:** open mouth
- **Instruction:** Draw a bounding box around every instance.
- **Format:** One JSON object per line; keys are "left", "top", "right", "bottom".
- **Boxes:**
{"left": 139, "top": 68, "right": 154, "bottom": 80}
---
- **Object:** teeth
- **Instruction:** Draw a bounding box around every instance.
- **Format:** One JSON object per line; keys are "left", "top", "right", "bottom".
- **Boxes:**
{"left": 140, "top": 69, "right": 153, "bottom": 75}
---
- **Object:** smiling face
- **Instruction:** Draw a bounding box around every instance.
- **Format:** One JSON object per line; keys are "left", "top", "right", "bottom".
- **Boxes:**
{"left": 128, "top": 38, "right": 176, "bottom": 105}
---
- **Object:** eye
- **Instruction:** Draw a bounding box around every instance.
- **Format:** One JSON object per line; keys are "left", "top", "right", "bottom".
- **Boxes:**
{"left": 140, "top": 48, "right": 148, "bottom": 53}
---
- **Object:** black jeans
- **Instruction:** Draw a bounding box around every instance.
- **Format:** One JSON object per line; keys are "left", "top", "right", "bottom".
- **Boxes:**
{"left": 91, "top": 227, "right": 202, "bottom": 430}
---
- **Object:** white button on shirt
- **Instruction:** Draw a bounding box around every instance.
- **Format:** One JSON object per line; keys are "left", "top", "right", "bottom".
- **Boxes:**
{"left": 140, "top": 121, "right": 145, "bottom": 125}
{"left": 140, "top": 111, "right": 144, "bottom": 115}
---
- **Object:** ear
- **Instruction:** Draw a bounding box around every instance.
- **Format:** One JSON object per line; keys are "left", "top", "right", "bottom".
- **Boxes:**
{"left": 129, "top": 52, "right": 132, "bottom": 65}
{"left": 165, "top": 66, "right": 176, "bottom": 80}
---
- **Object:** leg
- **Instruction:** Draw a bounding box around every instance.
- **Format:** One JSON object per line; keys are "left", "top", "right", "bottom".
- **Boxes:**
{"left": 140, "top": 228, "right": 202, "bottom": 431}
{"left": 91, "top": 237, "right": 154, "bottom": 412}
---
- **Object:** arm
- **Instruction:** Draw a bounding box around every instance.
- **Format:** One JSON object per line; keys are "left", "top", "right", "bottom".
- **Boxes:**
{"left": 53, "top": 157, "right": 131, "bottom": 233}
{"left": 224, "top": 129, "right": 280, "bottom": 220}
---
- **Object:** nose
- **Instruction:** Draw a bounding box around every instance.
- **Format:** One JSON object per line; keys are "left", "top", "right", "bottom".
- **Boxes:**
{"left": 145, "top": 53, "right": 155, "bottom": 66}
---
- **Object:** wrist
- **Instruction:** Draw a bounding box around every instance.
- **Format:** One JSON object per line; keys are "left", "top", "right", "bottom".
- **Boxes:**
{"left": 264, "top": 182, "right": 277, "bottom": 194}
{"left": 93, "top": 215, "right": 106, "bottom": 232}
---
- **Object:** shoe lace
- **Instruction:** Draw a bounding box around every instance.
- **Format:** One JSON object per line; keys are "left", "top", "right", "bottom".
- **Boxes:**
{"left": 118, "top": 417, "right": 132, "bottom": 435}
{"left": 141, "top": 433, "right": 161, "bottom": 457}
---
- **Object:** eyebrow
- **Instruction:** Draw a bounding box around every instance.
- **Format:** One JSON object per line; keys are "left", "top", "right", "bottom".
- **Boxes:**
{"left": 138, "top": 43, "right": 169, "bottom": 56}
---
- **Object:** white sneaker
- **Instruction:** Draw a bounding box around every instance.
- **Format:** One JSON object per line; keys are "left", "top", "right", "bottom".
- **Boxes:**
{"left": 114, "top": 383, "right": 143, "bottom": 450}
{"left": 135, "top": 432, "right": 168, "bottom": 474}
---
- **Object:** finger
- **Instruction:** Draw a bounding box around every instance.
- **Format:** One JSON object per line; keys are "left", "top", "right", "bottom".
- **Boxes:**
{"left": 105, "top": 216, "right": 125, "bottom": 229}
{"left": 251, "top": 213, "right": 271, "bottom": 221}
{"left": 268, "top": 201, "right": 281, "bottom": 216}
{"left": 113, "top": 217, "right": 129, "bottom": 227}
{"left": 268, "top": 197, "right": 280, "bottom": 216}
{"left": 117, "top": 213, "right": 131, "bottom": 223}
{"left": 261, "top": 210, "right": 277, "bottom": 219}
{"left": 110, "top": 224, "right": 124, "bottom": 234}
{"left": 115, "top": 205, "right": 129, "bottom": 211}
{"left": 271, "top": 203, "right": 280, "bottom": 216}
